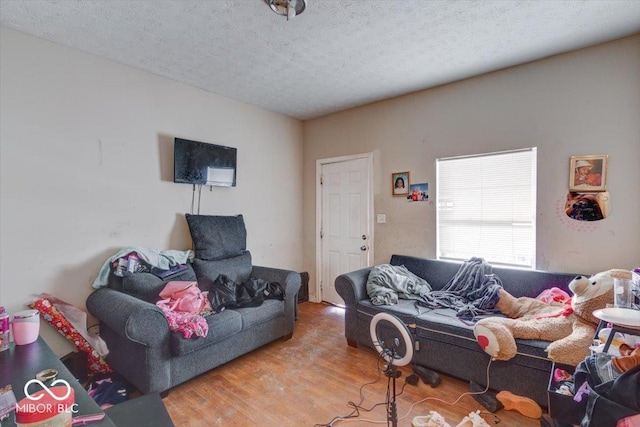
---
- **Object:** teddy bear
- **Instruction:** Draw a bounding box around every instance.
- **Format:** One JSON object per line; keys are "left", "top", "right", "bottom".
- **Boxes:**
{"left": 473, "top": 269, "right": 632, "bottom": 366}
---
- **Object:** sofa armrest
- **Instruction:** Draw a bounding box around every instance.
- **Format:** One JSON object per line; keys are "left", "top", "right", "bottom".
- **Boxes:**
{"left": 252, "top": 266, "right": 301, "bottom": 336}
{"left": 251, "top": 266, "right": 301, "bottom": 300}
{"left": 335, "top": 267, "right": 373, "bottom": 306}
{"left": 86, "top": 288, "right": 170, "bottom": 347}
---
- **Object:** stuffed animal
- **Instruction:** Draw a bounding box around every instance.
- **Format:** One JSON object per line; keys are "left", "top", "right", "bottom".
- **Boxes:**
{"left": 473, "top": 269, "right": 632, "bottom": 366}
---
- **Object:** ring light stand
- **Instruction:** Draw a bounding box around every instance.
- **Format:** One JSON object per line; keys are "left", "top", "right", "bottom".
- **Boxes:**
{"left": 370, "top": 312, "right": 414, "bottom": 427}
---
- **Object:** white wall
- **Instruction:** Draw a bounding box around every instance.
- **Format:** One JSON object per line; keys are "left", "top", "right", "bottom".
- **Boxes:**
{"left": 303, "top": 35, "right": 640, "bottom": 301}
{"left": 0, "top": 28, "right": 304, "bottom": 355}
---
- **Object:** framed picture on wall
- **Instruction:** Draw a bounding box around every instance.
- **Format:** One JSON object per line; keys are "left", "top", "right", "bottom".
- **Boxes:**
{"left": 392, "top": 172, "right": 409, "bottom": 196}
{"left": 569, "top": 155, "right": 608, "bottom": 192}
{"left": 408, "top": 183, "right": 429, "bottom": 202}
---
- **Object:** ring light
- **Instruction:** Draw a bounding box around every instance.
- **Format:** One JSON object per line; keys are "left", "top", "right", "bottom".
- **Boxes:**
{"left": 370, "top": 312, "right": 414, "bottom": 367}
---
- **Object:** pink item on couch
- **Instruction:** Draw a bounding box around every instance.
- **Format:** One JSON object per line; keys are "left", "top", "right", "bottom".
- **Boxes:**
{"left": 157, "top": 281, "right": 212, "bottom": 315}
{"left": 156, "top": 281, "right": 211, "bottom": 339}
{"left": 536, "top": 287, "right": 571, "bottom": 305}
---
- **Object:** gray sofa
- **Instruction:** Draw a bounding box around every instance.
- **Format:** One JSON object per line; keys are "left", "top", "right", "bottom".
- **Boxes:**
{"left": 335, "top": 254, "right": 579, "bottom": 407}
{"left": 87, "top": 214, "right": 301, "bottom": 395}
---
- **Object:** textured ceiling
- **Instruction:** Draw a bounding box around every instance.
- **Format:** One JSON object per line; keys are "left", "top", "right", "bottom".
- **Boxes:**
{"left": 1, "top": 0, "right": 640, "bottom": 120}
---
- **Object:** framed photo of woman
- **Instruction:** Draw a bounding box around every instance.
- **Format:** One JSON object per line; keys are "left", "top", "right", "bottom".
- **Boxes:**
{"left": 569, "top": 155, "right": 608, "bottom": 192}
{"left": 392, "top": 172, "right": 409, "bottom": 196}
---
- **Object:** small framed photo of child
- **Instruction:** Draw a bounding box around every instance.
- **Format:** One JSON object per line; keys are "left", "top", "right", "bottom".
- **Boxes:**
{"left": 392, "top": 172, "right": 409, "bottom": 196}
{"left": 569, "top": 155, "right": 608, "bottom": 192}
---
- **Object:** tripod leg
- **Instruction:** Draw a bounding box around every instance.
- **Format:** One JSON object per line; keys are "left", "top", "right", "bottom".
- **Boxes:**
{"left": 390, "top": 375, "right": 398, "bottom": 427}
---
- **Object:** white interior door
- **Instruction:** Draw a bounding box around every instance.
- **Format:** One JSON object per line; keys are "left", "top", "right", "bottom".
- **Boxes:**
{"left": 319, "top": 156, "right": 372, "bottom": 305}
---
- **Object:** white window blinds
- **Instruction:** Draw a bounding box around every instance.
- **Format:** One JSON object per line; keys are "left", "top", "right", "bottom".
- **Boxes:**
{"left": 436, "top": 148, "right": 537, "bottom": 268}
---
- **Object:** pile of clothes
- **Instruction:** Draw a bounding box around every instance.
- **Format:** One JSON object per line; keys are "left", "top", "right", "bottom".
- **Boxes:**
{"left": 155, "top": 275, "right": 285, "bottom": 340}
{"left": 366, "top": 257, "right": 503, "bottom": 319}
{"left": 92, "top": 247, "right": 194, "bottom": 289}
{"left": 88, "top": 377, "right": 130, "bottom": 409}
{"left": 551, "top": 345, "right": 640, "bottom": 427}
{"left": 155, "top": 281, "right": 211, "bottom": 339}
{"left": 573, "top": 345, "right": 640, "bottom": 426}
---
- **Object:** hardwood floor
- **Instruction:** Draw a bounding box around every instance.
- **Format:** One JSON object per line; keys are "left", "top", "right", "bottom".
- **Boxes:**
{"left": 163, "top": 302, "right": 542, "bottom": 426}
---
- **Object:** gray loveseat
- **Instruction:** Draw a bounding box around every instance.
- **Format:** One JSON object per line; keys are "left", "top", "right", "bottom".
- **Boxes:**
{"left": 335, "top": 254, "right": 578, "bottom": 407}
{"left": 87, "top": 214, "right": 301, "bottom": 395}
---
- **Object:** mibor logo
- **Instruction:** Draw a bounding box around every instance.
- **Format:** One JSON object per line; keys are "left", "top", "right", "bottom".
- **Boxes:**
{"left": 17, "top": 379, "right": 79, "bottom": 418}
{"left": 24, "top": 379, "right": 72, "bottom": 401}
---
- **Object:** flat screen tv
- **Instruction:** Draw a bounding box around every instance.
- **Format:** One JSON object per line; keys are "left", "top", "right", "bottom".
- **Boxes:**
{"left": 174, "top": 138, "right": 237, "bottom": 187}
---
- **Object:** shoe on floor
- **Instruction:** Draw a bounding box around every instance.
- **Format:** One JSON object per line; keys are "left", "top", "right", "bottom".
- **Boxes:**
{"left": 496, "top": 390, "right": 542, "bottom": 419}
{"left": 412, "top": 410, "right": 452, "bottom": 427}
{"left": 469, "top": 380, "right": 504, "bottom": 413}
{"left": 454, "top": 410, "right": 491, "bottom": 427}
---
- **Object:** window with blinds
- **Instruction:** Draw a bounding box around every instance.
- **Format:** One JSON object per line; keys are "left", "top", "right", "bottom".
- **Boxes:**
{"left": 436, "top": 148, "right": 537, "bottom": 268}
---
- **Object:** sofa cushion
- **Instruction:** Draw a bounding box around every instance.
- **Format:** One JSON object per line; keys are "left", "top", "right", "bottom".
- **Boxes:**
{"left": 236, "top": 300, "right": 284, "bottom": 330}
{"left": 357, "top": 299, "right": 424, "bottom": 325}
{"left": 171, "top": 309, "right": 243, "bottom": 356}
{"left": 389, "top": 255, "right": 460, "bottom": 292}
{"left": 416, "top": 308, "right": 479, "bottom": 341}
{"left": 193, "top": 251, "right": 252, "bottom": 291}
{"left": 185, "top": 214, "right": 247, "bottom": 260}
{"left": 121, "top": 265, "right": 197, "bottom": 303}
{"left": 487, "top": 266, "right": 577, "bottom": 298}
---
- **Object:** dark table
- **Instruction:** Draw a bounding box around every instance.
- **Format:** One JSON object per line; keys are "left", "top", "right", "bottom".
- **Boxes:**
{"left": 0, "top": 338, "right": 116, "bottom": 426}
{"left": 104, "top": 393, "right": 174, "bottom": 427}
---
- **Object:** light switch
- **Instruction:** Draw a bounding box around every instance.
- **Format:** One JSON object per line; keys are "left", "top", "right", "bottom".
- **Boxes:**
{"left": 377, "top": 214, "right": 386, "bottom": 224}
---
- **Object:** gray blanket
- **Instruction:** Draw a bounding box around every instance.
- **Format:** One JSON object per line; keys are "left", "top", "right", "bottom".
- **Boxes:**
{"left": 366, "top": 264, "right": 432, "bottom": 305}
{"left": 418, "top": 257, "right": 503, "bottom": 318}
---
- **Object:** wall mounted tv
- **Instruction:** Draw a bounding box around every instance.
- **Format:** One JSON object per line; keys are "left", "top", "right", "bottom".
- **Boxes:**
{"left": 174, "top": 138, "right": 237, "bottom": 187}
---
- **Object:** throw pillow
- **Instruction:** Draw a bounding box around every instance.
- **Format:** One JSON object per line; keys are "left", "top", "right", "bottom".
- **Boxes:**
{"left": 185, "top": 214, "right": 247, "bottom": 260}
{"left": 193, "top": 251, "right": 252, "bottom": 291}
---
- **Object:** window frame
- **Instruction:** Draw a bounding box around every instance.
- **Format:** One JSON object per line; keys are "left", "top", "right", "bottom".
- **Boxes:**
{"left": 436, "top": 147, "right": 537, "bottom": 269}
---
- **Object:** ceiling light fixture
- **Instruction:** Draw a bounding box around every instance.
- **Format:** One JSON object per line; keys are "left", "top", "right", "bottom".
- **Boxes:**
{"left": 264, "top": 0, "right": 307, "bottom": 20}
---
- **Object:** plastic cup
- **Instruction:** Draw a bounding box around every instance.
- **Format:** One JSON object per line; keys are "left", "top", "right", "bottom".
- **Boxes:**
{"left": 614, "top": 278, "right": 632, "bottom": 309}
{"left": 12, "top": 310, "right": 40, "bottom": 345}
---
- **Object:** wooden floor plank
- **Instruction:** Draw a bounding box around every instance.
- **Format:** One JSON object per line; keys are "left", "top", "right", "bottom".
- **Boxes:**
{"left": 164, "top": 302, "right": 542, "bottom": 427}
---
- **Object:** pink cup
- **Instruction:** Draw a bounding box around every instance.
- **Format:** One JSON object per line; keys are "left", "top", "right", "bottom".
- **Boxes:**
{"left": 12, "top": 309, "right": 40, "bottom": 345}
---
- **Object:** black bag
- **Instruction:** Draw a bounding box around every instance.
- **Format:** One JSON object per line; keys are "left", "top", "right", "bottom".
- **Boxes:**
{"left": 208, "top": 275, "right": 285, "bottom": 311}
{"left": 264, "top": 281, "right": 285, "bottom": 300}
{"left": 580, "top": 365, "right": 640, "bottom": 427}
{"left": 208, "top": 274, "right": 238, "bottom": 312}
{"left": 235, "top": 278, "right": 267, "bottom": 308}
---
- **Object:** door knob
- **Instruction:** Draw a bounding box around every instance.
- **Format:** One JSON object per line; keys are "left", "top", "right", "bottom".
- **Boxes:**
{"left": 360, "top": 245, "right": 368, "bottom": 251}
{"left": 362, "top": 234, "right": 367, "bottom": 240}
